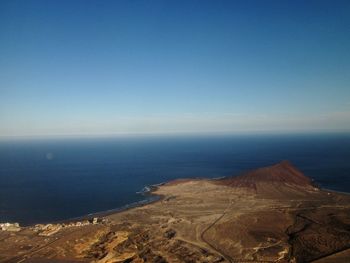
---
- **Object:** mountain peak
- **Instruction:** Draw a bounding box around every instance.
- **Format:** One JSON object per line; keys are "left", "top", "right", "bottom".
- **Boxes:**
{"left": 217, "top": 161, "right": 315, "bottom": 192}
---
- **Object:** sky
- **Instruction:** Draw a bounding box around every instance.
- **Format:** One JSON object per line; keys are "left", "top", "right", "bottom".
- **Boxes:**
{"left": 0, "top": 0, "right": 350, "bottom": 137}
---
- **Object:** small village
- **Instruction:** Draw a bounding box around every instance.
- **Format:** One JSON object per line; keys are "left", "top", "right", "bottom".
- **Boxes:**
{"left": 1, "top": 217, "right": 102, "bottom": 236}
{"left": 0, "top": 222, "right": 21, "bottom": 232}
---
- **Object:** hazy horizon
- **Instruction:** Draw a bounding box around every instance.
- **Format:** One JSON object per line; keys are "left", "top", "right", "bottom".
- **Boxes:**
{"left": 1, "top": 0, "right": 350, "bottom": 137}
{"left": 1, "top": 129, "right": 350, "bottom": 142}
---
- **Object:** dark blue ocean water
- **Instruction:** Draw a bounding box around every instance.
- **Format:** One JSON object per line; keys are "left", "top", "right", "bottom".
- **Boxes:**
{"left": 1, "top": 133, "right": 350, "bottom": 225}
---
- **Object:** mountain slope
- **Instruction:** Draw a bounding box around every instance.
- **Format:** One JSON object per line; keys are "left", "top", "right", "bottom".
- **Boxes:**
{"left": 216, "top": 161, "right": 317, "bottom": 198}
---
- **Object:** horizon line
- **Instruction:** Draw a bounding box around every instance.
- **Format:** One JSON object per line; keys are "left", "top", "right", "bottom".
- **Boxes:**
{"left": 1, "top": 128, "right": 350, "bottom": 141}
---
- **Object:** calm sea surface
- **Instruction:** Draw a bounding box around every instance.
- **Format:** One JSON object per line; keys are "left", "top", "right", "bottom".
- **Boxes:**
{"left": 1, "top": 133, "right": 350, "bottom": 225}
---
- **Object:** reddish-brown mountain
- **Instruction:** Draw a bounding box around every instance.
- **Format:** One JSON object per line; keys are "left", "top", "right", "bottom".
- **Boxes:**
{"left": 217, "top": 161, "right": 317, "bottom": 197}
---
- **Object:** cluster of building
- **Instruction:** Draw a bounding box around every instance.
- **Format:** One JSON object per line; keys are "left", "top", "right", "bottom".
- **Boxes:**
{"left": 31, "top": 217, "right": 100, "bottom": 236}
{"left": 0, "top": 222, "right": 21, "bottom": 232}
{"left": 32, "top": 223, "right": 63, "bottom": 236}
{"left": 1, "top": 217, "right": 102, "bottom": 236}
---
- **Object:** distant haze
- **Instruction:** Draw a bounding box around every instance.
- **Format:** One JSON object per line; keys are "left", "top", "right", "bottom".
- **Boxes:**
{"left": 1, "top": 0, "right": 350, "bottom": 137}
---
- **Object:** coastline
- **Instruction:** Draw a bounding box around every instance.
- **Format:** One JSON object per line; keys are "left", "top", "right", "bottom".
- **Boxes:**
{"left": 323, "top": 188, "right": 350, "bottom": 196}
{"left": 29, "top": 183, "right": 167, "bottom": 227}
{"left": 4, "top": 177, "right": 350, "bottom": 228}
{"left": 64, "top": 181, "right": 350, "bottom": 227}
{"left": 81, "top": 185, "right": 165, "bottom": 220}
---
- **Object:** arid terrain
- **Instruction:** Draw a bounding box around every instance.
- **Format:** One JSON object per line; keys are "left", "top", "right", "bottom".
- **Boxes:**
{"left": 1, "top": 161, "right": 350, "bottom": 263}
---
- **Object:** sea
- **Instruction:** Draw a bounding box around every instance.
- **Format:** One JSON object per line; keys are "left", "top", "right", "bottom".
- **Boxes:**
{"left": 1, "top": 133, "right": 350, "bottom": 226}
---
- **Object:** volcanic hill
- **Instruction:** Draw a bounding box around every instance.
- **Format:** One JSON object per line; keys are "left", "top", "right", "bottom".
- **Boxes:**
{"left": 216, "top": 160, "right": 318, "bottom": 199}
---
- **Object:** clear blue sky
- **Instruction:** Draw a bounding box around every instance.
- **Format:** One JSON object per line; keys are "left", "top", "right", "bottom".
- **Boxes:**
{"left": 1, "top": 0, "right": 350, "bottom": 137}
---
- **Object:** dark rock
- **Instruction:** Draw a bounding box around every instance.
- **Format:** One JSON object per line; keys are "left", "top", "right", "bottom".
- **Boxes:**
{"left": 152, "top": 255, "right": 167, "bottom": 263}
{"left": 164, "top": 229, "right": 176, "bottom": 239}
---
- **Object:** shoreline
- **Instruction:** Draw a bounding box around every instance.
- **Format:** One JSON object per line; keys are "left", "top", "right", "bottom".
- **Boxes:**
{"left": 16, "top": 183, "right": 166, "bottom": 227}
{"left": 4, "top": 178, "right": 350, "bottom": 228}
{"left": 323, "top": 188, "right": 350, "bottom": 196}
{"left": 51, "top": 180, "right": 350, "bottom": 226}
{"left": 63, "top": 183, "right": 350, "bottom": 228}
{"left": 61, "top": 187, "right": 164, "bottom": 224}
